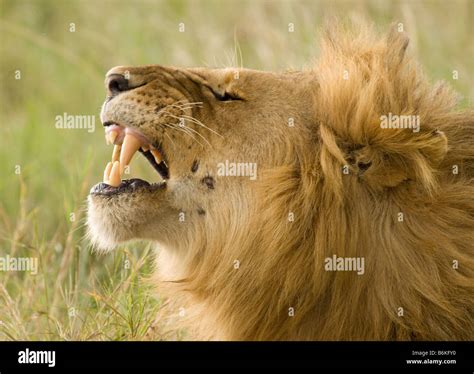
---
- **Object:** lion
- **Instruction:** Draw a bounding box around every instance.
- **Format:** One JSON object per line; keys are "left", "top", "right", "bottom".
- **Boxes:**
{"left": 87, "top": 23, "right": 474, "bottom": 340}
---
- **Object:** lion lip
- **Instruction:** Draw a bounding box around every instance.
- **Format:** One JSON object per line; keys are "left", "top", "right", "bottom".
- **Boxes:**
{"left": 105, "top": 124, "right": 151, "bottom": 146}
{"left": 139, "top": 148, "right": 170, "bottom": 179}
{"left": 90, "top": 178, "right": 165, "bottom": 196}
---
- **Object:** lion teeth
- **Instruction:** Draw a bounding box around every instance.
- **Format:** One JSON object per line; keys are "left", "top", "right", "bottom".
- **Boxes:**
{"left": 150, "top": 148, "right": 162, "bottom": 164}
{"left": 112, "top": 144, "right": 121, "bottom": 163}
{"left": 103, "top": 161, "right": 112, "bottom": 183}
{"left": 102, "top": 129, "right": 163, "bottom": 186}
{"left": 106, "top": 130, "right": 118, "bottom": 145}
{"left": 120, "top": 134, "right": 142, "bottom": 173}
{"left": 108, "top": 161, "right": 121, "bottom": 187}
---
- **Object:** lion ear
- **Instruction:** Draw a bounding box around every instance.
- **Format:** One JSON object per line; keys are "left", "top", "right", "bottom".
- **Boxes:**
{"left": 347, "top": 129, "right": 448, "bottom": 191}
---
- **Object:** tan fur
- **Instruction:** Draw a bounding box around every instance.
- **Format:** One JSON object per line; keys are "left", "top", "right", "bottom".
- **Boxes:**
{"left": 88, "top": 23, "right": 474, "bottom": 340}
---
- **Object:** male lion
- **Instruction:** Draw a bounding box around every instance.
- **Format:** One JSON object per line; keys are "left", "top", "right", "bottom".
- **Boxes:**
{"left": 87, "top": 24, "right": 474, "bottom": 340}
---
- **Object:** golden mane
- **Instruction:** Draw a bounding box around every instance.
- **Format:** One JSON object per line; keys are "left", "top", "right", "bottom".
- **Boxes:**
{"left": 153, "top": 23, "right": 474, "bottom": 340}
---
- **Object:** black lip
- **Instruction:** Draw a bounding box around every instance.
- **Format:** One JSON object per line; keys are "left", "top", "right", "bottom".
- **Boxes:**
{"left": 90, "top": 178, "right": 164, "bottom": 196}
{"left": 102, "top": 120, "right": 115, "bottom": 127}
{"left": 139, "top": 148, "right": 170, "bottom": 180}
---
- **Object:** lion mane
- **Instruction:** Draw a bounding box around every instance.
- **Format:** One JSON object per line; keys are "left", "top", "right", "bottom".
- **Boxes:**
{"left": 153, "top": 23, "right": 474, "bottom": 340}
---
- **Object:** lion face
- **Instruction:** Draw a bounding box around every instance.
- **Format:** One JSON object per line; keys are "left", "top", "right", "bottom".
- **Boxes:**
{"left": 87, "top": 65, "right": 315, "bottom": 250}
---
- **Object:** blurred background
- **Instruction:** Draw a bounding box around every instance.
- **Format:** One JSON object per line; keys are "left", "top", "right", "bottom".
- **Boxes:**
{"left": 0, "top": 0, "right": 472, "bottom": 340}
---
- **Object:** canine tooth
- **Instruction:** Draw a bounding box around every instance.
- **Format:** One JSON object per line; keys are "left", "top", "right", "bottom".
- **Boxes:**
{"left": 112, "top": 144, "right": 121, "bottom": 163}
{"left": 151, "top": 149, "right": 162, "bottom": 164}
{"left": 103, "top": 161, "right": 112, "bottom": 183}
{"left": 120, "top": 134, "right": 142, "bottom": 173}
{"left": 106, "top": 131, "right": 118, "bottom": 145}
{"left": 141, "top": 145, "right": 149, "bottom": 152}
{"left": 109, "top": 161, "right": 121, "bottom": 187}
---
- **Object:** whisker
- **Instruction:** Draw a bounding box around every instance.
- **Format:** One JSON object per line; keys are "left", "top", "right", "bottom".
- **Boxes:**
{"left": 162, "top": 112, "right": 212, "bottom": 148}
{"left": 169, "top": 102, "right": 204, "bottom": 111}
{"left": 179, "top": 124, "right": 211, "bottom": 148}
{"left": 179, "top": 114, "right": 223, "bottom": 138}
{"left": 162, "top": 106, "right": 223, "bottom": 138}
{"left": 163, "top": 121, "right": 206, "bottom": 148}
{"left": 161, "top": 124, "right": 176, "bottom": 146}
{"left": 164, "top": 101, "right": 223, "bottom": 138}
{"left": 174, "top": 126, "right": 205, "bottom": 148}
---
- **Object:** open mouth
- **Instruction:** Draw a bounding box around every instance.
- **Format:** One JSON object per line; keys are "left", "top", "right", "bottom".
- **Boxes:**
{"left": 90, "top": 124, "right": 169, "bottom": 196}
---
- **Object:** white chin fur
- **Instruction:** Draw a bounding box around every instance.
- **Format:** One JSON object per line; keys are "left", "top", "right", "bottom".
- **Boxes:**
{"left": 86, "top": 197, "right": 126, "bottom": 252}
{"left": 86, "top": 213, "right": 120, "bottom": 253}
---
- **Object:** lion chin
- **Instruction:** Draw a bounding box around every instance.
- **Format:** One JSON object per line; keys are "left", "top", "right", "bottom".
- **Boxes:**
{"left": 87, "top": 22, "right": 474, "bottom": 341}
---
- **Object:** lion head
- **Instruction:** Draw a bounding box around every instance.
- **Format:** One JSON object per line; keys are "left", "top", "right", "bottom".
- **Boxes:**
{"left": 87, "top": 24, "right": 474, "bottom": 340}
{"left": 87, "top": 63, "right": 315, "bottom": 251}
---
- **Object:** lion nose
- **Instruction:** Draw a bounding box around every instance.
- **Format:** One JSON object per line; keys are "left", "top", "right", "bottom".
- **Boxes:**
{"left": 106, "top": 74, "right": 129, "bottom": 96}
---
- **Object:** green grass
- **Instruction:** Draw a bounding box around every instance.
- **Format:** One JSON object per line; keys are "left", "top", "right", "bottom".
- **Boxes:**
{"left": 0, "top": 0, "right": 472, "bottom": 341}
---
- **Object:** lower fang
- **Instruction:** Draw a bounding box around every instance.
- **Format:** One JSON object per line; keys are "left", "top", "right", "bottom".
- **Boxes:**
{"left": 109, "top": 161, "right": 121, "bottom": 187}
{"left": 103, "top": 162, "right": 112, "bottom": 183}
{"left": 112, "top": 145, "right": 121, "bottom": 163}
